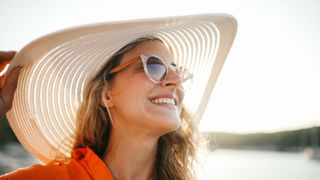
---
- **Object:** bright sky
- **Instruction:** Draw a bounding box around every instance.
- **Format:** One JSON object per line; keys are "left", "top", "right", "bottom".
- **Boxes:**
{"left": 1, "top": 0, "right": 320, "bottom": 133}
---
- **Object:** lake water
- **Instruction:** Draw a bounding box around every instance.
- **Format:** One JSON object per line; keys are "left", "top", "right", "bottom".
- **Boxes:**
{"left": 1, "top": 144, "right": 320, "bottom": 179}
{"left": 197, "top": 149, "right": 320, "bottom": 180}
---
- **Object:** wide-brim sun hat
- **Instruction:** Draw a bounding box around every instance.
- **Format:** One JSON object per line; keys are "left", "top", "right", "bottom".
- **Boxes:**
{"left": 7, "top": 14, "right": 237, "bottom": 163}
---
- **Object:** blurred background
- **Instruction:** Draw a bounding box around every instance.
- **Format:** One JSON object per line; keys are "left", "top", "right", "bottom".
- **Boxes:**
{"left": 1, "top": 0, "right": 320, "bottom": 179}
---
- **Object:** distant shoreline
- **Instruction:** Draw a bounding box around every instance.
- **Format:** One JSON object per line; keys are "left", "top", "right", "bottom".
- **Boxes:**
{"left": 203, "top": 126, "right": 320, "bottom": 152}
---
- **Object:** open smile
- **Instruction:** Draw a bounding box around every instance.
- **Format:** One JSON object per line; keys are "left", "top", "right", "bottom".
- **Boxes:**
{"left": 148, "top": 94, "right": 178, "bottom": 107}
{"left": 150, "top": 97, "right": 176, "bottom": 106}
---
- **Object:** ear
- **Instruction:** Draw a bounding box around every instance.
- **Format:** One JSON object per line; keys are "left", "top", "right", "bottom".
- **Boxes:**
{"left": 100, "top": 87, "right": 114, "bottom": 108}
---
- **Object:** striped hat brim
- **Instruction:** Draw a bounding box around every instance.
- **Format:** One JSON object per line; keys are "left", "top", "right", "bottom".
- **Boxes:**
{"left": 7, "top": 14, "right": 237, "bottom": 163}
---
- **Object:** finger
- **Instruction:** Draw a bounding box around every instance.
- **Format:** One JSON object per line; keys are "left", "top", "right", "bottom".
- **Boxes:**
{"left": 0, "top": 51, "right": 16, "bottom": 60}
{"left": 1, "top": 66, "right": 23, "bottom": 105}
{"left": 0, "top": 51, "right": 16, "bottom": 73}
{"left": 0, "top": 73, "right": 6, "bottom": 88}
{"left": 4, "top": 66, "right": 22, "bottom": 90}
{"left": 0, "top": 51, "right": 16, "bottom": 67}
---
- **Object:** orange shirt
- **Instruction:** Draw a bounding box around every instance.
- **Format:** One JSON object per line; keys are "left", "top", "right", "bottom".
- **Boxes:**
{"left": 1, "top": 148, "right": 114, "bottom": 180}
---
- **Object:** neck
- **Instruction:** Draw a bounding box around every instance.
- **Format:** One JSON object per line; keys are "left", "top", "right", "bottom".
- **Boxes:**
{"left": 103, "top": 128, "right": 159, "bottom": 180}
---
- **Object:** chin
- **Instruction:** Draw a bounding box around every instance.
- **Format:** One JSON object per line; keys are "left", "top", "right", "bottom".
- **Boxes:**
{"left": 157, "top": 117, "right": 181, "bottom": 135}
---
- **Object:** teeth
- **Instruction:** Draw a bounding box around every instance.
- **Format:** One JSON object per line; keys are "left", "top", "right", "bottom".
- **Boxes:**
{"left": 151, "top": 98, "right": 175, "bottom": 105}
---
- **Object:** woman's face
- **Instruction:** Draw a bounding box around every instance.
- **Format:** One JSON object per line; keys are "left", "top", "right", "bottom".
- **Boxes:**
{"left": 105, "top": 40, "right": 184, "bottom": 136}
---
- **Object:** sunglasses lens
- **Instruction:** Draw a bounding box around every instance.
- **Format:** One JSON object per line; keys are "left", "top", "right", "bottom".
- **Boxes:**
{"left": 146, "top": 56, "right": 167, "bottom": 82}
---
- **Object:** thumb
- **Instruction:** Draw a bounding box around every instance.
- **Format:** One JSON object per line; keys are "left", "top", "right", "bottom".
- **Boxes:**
{"left": 1, "top": 66, "right": 23, "bottom": 107}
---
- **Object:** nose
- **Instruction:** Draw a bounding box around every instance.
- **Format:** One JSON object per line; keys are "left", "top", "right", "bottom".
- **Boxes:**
{"left": 160, "top": 68, "right": 181, "bottom": 89}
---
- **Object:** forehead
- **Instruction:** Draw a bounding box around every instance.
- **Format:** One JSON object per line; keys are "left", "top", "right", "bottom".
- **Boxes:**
{"left": 122, "top": 40, "right": 174, "bottom": 63}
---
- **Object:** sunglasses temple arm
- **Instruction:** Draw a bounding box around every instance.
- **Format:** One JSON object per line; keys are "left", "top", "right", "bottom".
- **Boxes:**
{"left": 110, "top": 56, "right": 141, "bottom": 74}
{"left": 181, "top": 74, "right": 193, "bottom": 83}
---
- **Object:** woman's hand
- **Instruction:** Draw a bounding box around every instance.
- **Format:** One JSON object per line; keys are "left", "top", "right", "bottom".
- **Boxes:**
{"left": 0, "top": 51, "right": 22, "bottom": 120}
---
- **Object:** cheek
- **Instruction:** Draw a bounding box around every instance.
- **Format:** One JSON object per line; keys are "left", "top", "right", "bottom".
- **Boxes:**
{"left": 111, "top": 71, "right": 151, "bottom": 95}
{"left": 111, "top": 77, "right": 154, "bottom": 113}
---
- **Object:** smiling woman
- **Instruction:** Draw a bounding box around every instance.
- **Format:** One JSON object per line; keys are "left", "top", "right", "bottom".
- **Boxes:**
{"left": 1, "top": 14, "right": 237, "bottom": 179}
{"left": 73, "top": 37, "right": 196, "bottom": 179}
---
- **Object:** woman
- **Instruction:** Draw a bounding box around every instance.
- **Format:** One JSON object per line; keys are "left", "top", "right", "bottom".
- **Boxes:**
{"left": 1, "top": 14, "right": 237, "bottom": 179}
{"left": 72, "top": 36, "right": 197, "bottom": 179}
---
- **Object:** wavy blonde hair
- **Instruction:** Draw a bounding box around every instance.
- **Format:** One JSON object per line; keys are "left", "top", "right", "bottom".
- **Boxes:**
{"left": 73, "top": 36, "right": 198, "bottom": 179}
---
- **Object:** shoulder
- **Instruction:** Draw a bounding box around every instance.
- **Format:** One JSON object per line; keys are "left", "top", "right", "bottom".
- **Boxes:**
{"left": 1, "top": 160, "right": 90, "bottom": 180}
{"left": 1, "top": 163, "right": 56, "bottom": 179}
{"left": 1, "top": 148, "right": 114, "bottom": 180}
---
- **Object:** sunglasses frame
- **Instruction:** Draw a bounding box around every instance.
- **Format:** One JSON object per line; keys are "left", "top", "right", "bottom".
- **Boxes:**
{"left": 109, "top": 54, "right": 192, "bottom": 84}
